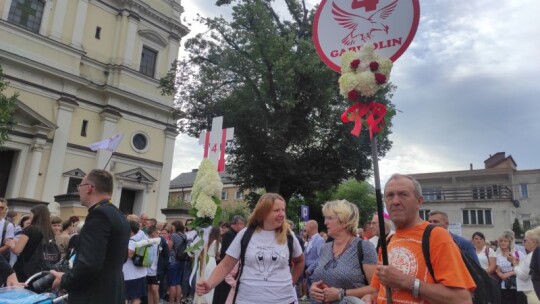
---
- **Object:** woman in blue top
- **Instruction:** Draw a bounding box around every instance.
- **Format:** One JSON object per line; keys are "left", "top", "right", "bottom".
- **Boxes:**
{"left": 310, "top": 200, "right": 377, "bottom": 303}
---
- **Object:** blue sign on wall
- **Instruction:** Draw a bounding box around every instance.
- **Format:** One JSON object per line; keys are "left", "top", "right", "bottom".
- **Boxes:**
{"left": 300, "top": 205, "right": 309, "bottom": 222}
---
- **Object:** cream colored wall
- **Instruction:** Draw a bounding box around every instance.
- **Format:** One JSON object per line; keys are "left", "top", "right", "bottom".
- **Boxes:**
{"left": 64, "top": 152, "right": 95, "bottom": 176}
{"left": 147, "top": 0, "right": 175, "bottom": 17}
{"left": 61, "top": 0, "right": 78, "bottom": 44}
{"left": 115, "top": 120, "right": 164, "bottom": 161}
{"left": 1, "top": 30, "right": 81, "bottom": 73}
{"left": 68, "top": 109, "right": 103, "bottom": 145}
{"left": 82, "top": 4, "right": 117, "bottom": 63}
{"left": 11, "top": 90, "right": 56, "bottom": 134}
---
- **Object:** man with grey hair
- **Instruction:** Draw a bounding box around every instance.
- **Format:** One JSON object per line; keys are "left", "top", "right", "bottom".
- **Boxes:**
{"left": 213, "top": 215, "right": 245, "bottom": 304}
{"left": 362, "top": 174, "right": 476, "bottom": 304}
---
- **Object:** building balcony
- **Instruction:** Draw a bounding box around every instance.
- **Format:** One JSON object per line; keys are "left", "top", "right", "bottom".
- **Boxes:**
{"left": 422, "top": 186, "right": 513, "bottom": 202}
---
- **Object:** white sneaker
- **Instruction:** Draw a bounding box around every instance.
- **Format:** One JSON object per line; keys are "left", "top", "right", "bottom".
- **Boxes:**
{"left": 300, "top": 295, "right": 308, "bottom": 301}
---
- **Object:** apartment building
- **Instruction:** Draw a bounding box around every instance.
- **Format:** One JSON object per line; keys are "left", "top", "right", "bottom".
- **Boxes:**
{"left": 410, "top": 152, "right": 540, "bottom": 241}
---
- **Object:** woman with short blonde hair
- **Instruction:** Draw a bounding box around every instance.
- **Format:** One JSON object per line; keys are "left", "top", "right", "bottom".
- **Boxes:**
{"left": 311, "top": 199, "right": 377, "bottom": 303}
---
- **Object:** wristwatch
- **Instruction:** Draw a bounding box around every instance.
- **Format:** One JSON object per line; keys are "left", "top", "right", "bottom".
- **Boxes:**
{"left": 412, "top": 278, "right": 420, "bottom": 298}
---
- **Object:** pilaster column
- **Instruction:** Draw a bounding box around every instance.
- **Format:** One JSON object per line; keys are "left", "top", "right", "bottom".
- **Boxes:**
{"left": 155, "top": 127, "right": 178, "bottom": 220}
{"left": 42, "top": 97, "right": 78, "bottom": 203}
{"left": 95, "top": 108, "right": 122, "bottom": 169}
{"left": 1, "top": 0, "right": 12, "bottom": 20}
{"left": 123, "top": 12, "right": 139, "bottom": 68}
{"left": 71, "top": 0, "right": 89, "bottom": 49}
{"left": 50, "top": 0, "right": 68, "bottom": 41}
{"left": 25, "top": 141, "right": 45, "bottom": 198}
{"left": 168, "top": 34, "right": 180, "bottom": 67}
{"left": 39, "top": 0, "right": 54, "bottom": 36}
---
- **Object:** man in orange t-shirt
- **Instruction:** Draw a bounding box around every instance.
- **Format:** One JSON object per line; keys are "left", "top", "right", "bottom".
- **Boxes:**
{"left": 362, "top": 174, "right": 476, "bottom": 304}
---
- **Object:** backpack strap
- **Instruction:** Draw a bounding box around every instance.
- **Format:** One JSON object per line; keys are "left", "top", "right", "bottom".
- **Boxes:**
{"left": 287, "top": 232, "right": 293, "bottom": 268}
{"left": 356, "top": 238, "right": 367, "bottom": 285}
{"left": 421, "top": 224, "right": 437, "bottom": 282}
{"left": 232, "top": 227, "right": 255, "bottom": 304}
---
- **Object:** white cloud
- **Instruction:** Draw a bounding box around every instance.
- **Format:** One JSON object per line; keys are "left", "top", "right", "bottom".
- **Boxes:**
{"left": 171, "top": 134, "right": 202, "bottom": 179}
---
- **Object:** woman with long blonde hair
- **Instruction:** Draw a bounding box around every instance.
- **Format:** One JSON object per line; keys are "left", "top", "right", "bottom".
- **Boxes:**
{"left": 196, "top": 193, "right": 304, "bottom": 304}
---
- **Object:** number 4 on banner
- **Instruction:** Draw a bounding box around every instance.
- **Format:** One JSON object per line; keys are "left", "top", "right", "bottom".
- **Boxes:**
{"left": 352, "top": 0, "right": 379, "bottom": 11}
{"left": 198, "top": 116, "right": 234, "bottom": 172}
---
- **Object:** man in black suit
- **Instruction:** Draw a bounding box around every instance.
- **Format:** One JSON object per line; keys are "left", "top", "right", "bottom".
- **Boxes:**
{"left": 212, "top": 215, "right": 245, "bottom": 304}
{"left": 51, "top": 169, "right": 130, "bottom": 304}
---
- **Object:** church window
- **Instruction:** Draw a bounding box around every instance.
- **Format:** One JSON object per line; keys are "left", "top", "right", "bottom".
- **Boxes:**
{"left": 132, "top": 133, "right": 148, "bottom": 151}
{"left": 139, "top": 46, "right": 157, "bottom": 77}
{"left": 8, "top": 0, "right": 45, "bottom": 33}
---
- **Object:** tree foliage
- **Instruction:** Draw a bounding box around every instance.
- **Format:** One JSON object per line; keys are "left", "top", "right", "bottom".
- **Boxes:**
{"left": 221, "top": 201, "right": 252, "bottom": 222}
{"left": 0, "top": 66, "right": 18, "bottom": 148}
{"left": 308, "top": 179, "right": 376, "bottom": 230}
{"left": 165, "top": 0, "right": 395, "bottom": 201}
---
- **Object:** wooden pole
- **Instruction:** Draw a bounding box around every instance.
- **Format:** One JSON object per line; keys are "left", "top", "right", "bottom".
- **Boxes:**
{"left": 197, "top": 242, "right": 208, "bottom": 304}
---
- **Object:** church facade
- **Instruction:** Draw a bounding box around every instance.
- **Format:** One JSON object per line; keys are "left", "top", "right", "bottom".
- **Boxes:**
{"left": 0, "top": 0, "right": 188, "bottom": 220}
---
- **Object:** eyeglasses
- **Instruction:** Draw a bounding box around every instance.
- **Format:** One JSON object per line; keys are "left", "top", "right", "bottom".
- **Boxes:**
{"left": 77, "top": 183, "right": 94, "bottom": 191}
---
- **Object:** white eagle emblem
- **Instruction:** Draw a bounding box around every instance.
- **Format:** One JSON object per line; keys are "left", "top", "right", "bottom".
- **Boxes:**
{"left": 332, "top": 0, "right": 399, "bottom": 45}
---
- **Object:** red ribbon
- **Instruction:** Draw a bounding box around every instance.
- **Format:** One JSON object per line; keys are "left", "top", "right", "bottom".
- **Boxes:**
{"left": 341, "top": 102, "right": 387, "bottom": 138}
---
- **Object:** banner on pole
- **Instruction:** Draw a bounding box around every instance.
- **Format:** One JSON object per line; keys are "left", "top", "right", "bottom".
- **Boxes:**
{"left": 313, "top": 0, "right": 420, "bottom": 72}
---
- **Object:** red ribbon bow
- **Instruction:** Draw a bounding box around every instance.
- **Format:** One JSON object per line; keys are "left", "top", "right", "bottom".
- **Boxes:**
{"left": 341, "top": 101, "right": 387, "bottom": 138}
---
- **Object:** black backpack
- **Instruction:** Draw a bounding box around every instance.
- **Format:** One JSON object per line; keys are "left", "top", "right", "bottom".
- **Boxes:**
{"left": 174, "top": 233, "right": 189, "bottom": 261}
{"left": 233, "top": 227, "right": 294, "bottom": 303}
{"left": 23, "top": 235, "right": 61, "bottom": 276}
{"left": 422, "top": 225, "right": 501, "bottom": 304}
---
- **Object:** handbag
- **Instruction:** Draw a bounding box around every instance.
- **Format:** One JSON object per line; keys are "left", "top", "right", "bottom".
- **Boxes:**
{"left": 504, "top": 275, "right": 517, "bottom": 289}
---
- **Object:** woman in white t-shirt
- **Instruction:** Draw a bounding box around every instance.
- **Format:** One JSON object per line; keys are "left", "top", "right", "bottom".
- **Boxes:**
{"left": 196, "top": 193, "right": 304, "bottom": 304}
{"left": 472, "top": 231, "right": 497, "bottom": 274}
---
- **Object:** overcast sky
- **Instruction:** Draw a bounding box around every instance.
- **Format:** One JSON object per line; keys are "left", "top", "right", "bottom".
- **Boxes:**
{"left": 171, "top": 0, "right": 540, "bottom": 185}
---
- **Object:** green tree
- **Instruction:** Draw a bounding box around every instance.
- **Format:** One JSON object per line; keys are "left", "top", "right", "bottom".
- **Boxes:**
{"left": 221, "top": 201, "right": 252, "bottom": 222}
{"left": 164, "top": 0, "right": 395, "bottom": 201}
{"left": 0, "top": 66, "right": 18, "bottom": 148}
{"left": 308, "top": 179, "right": 375, "bottom": 230}
{"left": 332, "top": 179, "right": 376, "bottom": 226}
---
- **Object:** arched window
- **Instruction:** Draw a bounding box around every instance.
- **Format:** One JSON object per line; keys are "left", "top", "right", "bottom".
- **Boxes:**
{"left": 8, "top": 0, "right": 45, "bottom": 33}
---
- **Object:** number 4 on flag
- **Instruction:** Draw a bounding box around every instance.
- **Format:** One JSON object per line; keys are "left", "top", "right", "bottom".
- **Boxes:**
{"left": 198, "top": 116, "right": 234, "bottom": 172}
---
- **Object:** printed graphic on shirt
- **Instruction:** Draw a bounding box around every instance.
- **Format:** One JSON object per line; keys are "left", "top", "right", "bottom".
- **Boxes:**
{"left": 253, "top": 245, "right": 289, "bottom": 279}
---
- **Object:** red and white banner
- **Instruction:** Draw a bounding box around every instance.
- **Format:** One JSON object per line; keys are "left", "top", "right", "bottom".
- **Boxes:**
{"left": 313, "top": 0, "right": 420, "bottom": 73}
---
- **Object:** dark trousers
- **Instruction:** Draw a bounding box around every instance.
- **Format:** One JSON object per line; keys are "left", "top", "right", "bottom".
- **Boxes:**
{"left": 181, "top": 259, "right": 195, "bottom": 298}
{"left": 501, "top": 288, "right": 518, "bottom": 304}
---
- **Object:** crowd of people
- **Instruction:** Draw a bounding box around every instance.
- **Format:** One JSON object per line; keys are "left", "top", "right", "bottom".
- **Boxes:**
{"left": 2, "top": 170, "right": 540, "bottom": 304}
